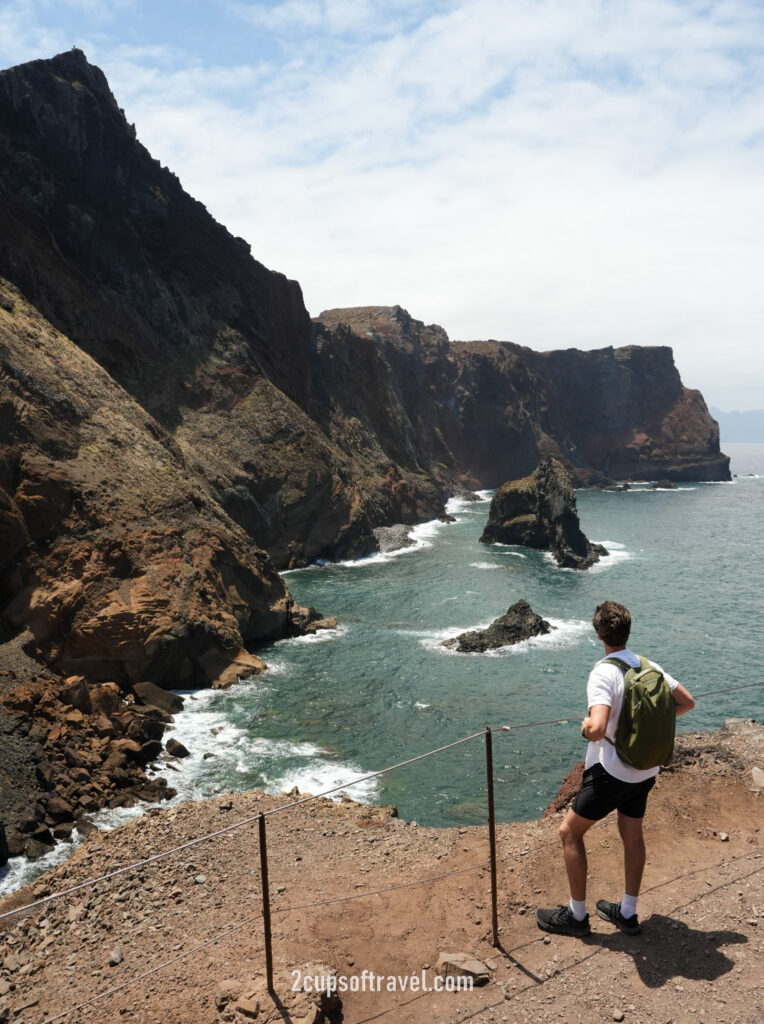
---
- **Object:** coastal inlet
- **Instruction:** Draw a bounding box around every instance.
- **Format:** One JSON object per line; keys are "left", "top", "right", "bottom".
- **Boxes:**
{"left": 150, "top": 458, "right": 763, "bottom": 828}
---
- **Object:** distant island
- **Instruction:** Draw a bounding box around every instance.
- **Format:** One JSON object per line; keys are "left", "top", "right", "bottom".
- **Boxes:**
{"left": 710, "top": 407, "right": 764, "bottom": 443}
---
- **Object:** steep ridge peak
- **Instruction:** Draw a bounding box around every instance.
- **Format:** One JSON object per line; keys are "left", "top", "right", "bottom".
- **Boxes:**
{"left": 0, "top": 48, "right": 314, "bottom": 424}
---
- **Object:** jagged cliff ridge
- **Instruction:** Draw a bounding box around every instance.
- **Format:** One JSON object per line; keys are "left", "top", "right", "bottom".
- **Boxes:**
{"left": 0, "top": 51, "right": 729, "bottom": 609}
{"left": 315, "top": 307, "right": 729, "bottom": 492}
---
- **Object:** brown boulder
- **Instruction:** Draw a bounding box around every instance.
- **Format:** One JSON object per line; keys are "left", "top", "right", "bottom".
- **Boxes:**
{"left": 133, "top": 681, "right": 184, "bottom": 714}
{"left": 92, "top": 713, "right": 116, "bottom": 738}
{"left": 126, "top": 714, "right": 165, "bottom": 743}
{"left": 0, "top": 679, "right": 46, "bottom": 714}
{"left": 5, "top": 830, "right": 26, "bottom": 857}
{"left": 60, "top": 676, "right": 92, "bottom": 713}
{"left": 139, "top": 739, "right": 163, "bottom": 763}
{"left": 165, "top": 737, "right": 190, "bottom": 758}
{"left": 35, "top": 761, "right": 55, "bottom": 789}
{"left": 45, "top": 794, "right": 75, "bottom": 822}
{"left": 25, "top": 835, "right": 54, "bottom": 859}
{"left": 197, "top": 647, "right": 266, "bottom": 689}
{"left": 28, "top": 822, "right": 54, "bottom": 846}
{"left": 90, "top": 682, "right": 123, "bottom": 716}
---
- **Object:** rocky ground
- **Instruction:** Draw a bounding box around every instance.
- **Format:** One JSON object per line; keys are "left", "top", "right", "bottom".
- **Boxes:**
{"left": 0, "top": 720, "right": 761, "bottom": 1024}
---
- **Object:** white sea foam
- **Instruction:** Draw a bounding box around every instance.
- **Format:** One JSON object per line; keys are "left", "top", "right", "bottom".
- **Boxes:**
{"left": 417, "top": 622, "right": 493, "bottom": 654}
{"left": 271, "top": 623, "right": 348, "bottom": 647}
{"left": 589, "top": 541, "right": 632, "bottom": 570}
{"left": 262, "top": 658, "right": 290, "bottom": 676}
{"left": 260, "top": 756, "right": 379, "bottom": 804}
{"left": 488, "top": 545, "right": 527, "bottom": 558}
{"left": 148, "top": 684, "right": 380, "bottom": 811}
{"left": 235, "top": 737, "right": 322, "bottom": 775}
{"left": 337, "top": 525, "right": 439, "bottom": 567}
{"left": 540, "top": 540, "right": 632, "bottom": 573}
{"left": 0, "top": 832, "right": 80, "bottom": 898}
{"left": 445, "top": 490, "right": 492, "bottom": 514}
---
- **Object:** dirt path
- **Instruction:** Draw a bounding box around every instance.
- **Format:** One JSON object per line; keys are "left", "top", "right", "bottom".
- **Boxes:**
{"left": 1, "top": 722, "right": 762, "bottom": 1024}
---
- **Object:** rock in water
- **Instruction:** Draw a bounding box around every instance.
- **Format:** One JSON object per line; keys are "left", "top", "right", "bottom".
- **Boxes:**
{"left": 480, "top": 458, "right": 607, "bottom": 570}
{"left": 374, "top": 524, "right": 416, "bottom": 553}
{"left": 442, "top": 600, "right": 553, "bottom": 653}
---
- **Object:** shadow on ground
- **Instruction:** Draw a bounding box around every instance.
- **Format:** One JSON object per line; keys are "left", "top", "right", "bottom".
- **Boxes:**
{"left": 584, "top": 913, "right": 747, "bottom": 987}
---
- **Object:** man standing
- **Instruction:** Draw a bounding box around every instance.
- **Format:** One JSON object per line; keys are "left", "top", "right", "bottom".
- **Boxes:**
{"left": 536, "top": 600, "right": 695, "bottom": 936}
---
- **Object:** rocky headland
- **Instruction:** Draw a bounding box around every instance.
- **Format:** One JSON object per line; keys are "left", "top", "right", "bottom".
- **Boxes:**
{"left": 442, "top": 600, "right": 553, "bottom": 653}
{"left": 480, "top": 458, "right": 607, "bottom": 569}
{"left": 0, "top": 48, "right": 731, "bottom": 858}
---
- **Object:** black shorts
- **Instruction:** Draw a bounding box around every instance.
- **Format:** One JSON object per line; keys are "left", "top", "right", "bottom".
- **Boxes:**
{"left": 572, "top": 762, "right": 656, "bottom": 821}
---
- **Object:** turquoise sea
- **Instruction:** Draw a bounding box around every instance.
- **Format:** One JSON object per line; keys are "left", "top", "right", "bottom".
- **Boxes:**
{"left": 2, "top": 444, "right": 761, "bottom": 894}
{"left": 152, "top": 442, "right": 764, "bottom": 827}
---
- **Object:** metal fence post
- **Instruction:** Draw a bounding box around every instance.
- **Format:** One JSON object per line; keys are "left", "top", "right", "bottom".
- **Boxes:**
{"left": 485, "top": 726, "right": 499, "bottom": 946}
{"left": 258, "top": 812, "right": 275, "bottom": 992}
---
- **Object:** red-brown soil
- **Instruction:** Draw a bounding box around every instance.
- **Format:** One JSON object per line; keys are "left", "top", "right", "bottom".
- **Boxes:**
{"left": 0, "top": 722, "right": 761, "bottom": 1024}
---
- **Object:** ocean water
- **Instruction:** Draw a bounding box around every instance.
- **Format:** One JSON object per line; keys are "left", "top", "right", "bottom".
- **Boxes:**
{"left": 147, "top": 443, "right": 763, "bottom": 828}
{"left": 2, "top": 445, "right": 761, "bottom": 894}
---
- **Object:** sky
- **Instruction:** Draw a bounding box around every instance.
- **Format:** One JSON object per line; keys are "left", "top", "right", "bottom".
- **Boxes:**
{"left": 1, "top": 1, "right": 763, "bottom": 410}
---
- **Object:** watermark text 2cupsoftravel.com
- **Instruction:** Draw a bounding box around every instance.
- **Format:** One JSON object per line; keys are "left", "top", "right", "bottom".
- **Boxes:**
{"left": 292, "top": 968, "right": 473, "bottom": 994}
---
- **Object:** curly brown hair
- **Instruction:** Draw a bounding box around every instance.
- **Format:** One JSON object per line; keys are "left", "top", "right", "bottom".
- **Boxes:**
{"left": 592, "top": 601, "right": 631, "bottom": 646}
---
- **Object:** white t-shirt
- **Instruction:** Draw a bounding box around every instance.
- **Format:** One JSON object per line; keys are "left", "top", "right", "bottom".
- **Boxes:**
{"left": 585, "top": 648, "right": 679, "bottom": 784}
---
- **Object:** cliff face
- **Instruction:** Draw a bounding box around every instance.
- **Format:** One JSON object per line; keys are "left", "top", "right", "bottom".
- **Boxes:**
{"left": 0, "top": 281, "right": 296, "bottom": 689}
{"left": 0, "top": 50, "right": 729, "bottom": 620}
{"left": 316, "top": 310, "right": 729, "bottom": 490}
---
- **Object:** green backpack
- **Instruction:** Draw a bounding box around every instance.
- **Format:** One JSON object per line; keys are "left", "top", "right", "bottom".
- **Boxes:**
{"left": 603, "top": 656, "right": 676, "bottom": 769}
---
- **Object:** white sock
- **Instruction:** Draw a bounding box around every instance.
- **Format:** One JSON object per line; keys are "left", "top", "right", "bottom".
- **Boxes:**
{"left": 569, "top": 898, "right": 588, "bottom": 921}
{"left": 620, "top": 893, "right": 638, "bottom": 919}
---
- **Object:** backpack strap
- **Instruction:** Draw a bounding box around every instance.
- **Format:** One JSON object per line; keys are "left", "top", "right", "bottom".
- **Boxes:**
{"left": 603, "top": 656, "right": 632, "bottom": 673}
{"left": 600, "top": 656, "right": 633, "bottom": 747}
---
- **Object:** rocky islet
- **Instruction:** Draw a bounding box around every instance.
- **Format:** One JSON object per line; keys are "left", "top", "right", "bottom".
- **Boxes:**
{"left": 480, "top": 458, "right": 607, "bottom": 569}
{"left": 441, "top": 600, "right": 553, "bottom": 654}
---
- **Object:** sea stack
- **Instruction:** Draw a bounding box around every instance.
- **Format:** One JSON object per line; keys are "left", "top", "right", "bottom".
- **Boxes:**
{"left": 442, "top": 599, "right": 554, "bottom": 653}
{"left": 480, "top": 458, "right": 607, "bottom": 570}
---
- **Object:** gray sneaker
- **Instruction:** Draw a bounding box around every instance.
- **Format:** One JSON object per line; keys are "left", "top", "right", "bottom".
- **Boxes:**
{"left": 536, "top": 904, "right": 591, "bottom": 936}
{"left": 595, "top": 899, "right": 641, "bottom": 934}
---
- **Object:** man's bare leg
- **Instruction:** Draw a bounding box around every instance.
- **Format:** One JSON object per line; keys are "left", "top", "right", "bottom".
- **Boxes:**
{"left": 617, "top": 811, "right": 646, "bottom": 898}
{"left": 559, "top": 808, "right": 597, "bottom": 901}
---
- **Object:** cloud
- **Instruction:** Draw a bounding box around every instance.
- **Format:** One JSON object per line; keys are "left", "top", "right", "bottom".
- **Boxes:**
{"left": 2, "top": 0, "right": 764, "bottom": 407}
{"left": 233, "top": 0, "right": 441, "bottom": 38}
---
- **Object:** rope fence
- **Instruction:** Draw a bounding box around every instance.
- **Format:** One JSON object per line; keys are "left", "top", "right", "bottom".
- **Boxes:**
{"left": 0, "top": 679, "right": 759, "bottom": 1022}
{"left": 33, "top": 744, "right": 761, "bottom": 1024}
{"left": 1, "top": 681, "right": 760, "bottom": 925}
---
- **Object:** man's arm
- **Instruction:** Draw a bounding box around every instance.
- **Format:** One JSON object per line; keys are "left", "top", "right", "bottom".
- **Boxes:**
{"left": 581, "top": 704, "right": 611, "bottom": 742}
{"left": 673, "top": 683, "right": 695, "bottom": 717}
